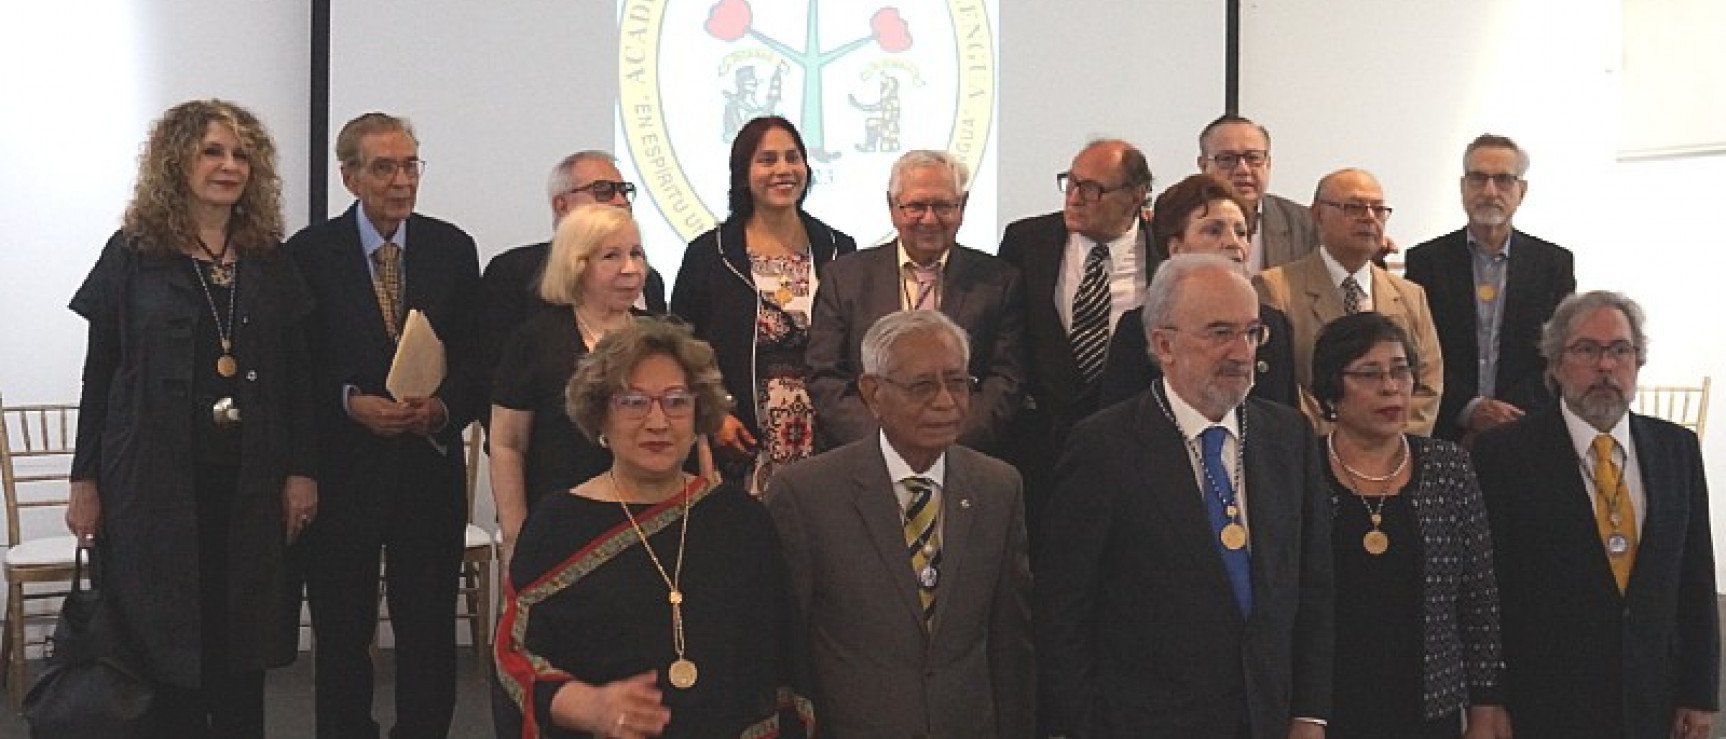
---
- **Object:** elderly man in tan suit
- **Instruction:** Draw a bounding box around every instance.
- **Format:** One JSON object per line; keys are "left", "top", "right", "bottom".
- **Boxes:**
{"left": 1255, "top": 168, "right": 1444, "bottom": 435}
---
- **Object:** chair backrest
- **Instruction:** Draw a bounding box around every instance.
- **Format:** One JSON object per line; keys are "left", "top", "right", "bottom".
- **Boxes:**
{"left": 463, "top": 421, "right": 482, "bottom": 517}
{"left": 0, "top": 395, "right": 79, "bottom": 548}
{"left": 1633, "top": 377, "right": 1711, "bottom": 442}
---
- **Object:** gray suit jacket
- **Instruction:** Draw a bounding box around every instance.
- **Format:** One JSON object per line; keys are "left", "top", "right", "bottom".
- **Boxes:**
{"left": 766, "top": 440, "right": 1035, "bottom": 738}
{"left": 806, "top": 243, "right": 1026, "bottom": 453}
{"left": 1258, "top": 193, "right": 1321, "bottom": 270}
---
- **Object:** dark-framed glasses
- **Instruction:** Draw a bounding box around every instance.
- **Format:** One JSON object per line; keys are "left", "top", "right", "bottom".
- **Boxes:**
{"left": 894, "top": 200, "right": 962, "bottom": 220}
{"left": 1341, "top": 365, "right": 1415, "bottom": 386}
{"left": 569, "top": 180, "right": 637, "bottom": 202}
{"left": 611, "top": 389, "right": 697, "bottom": 419}
{"left": 365, "top": 157, "right": 426, "bottom": 180}
{"left": 878, "top": 374, "right": 976, "bottom": 404}
{"left": 1564, "top": 340, "right": 1638, "bottom": 364}
{"left": 1056, "top": 172, "right": 1137, "bottom": 203}
{"left": 1163, "top": 322, "right": 1270, "bottom": 348}
{"left": 1463, "top": 171, "right": 1520, "bottom": 189}
{"left": 1204, "top": 150, "right": 1269, "bottom": 169}
{"left": 1318, "top": 199, "right": 1393, "bottom": 220}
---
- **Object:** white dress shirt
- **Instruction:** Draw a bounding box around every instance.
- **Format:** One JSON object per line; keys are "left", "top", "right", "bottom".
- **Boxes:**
{"left": 1561, "top": 403, "right": 1647, "bottom": 534}
{"left": 1055, "top": 221, "right": 1146, "bottom": 334}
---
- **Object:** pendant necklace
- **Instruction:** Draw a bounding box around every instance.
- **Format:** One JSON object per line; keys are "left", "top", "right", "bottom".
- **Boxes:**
{"left": 194, "top": 235, "right": 235, "bottom": 287}
{"left": 574, "top": 309, "right": 623, "bottom": 351}
{"left": 612, "top": 471, "right": 699, "bottom": 689}
{"left": 1150, "top": 383, "right": 1249, "bottom": 550}
{"left": 190, "top": 256, "right": 240, "bottom": 378}
{"left": 1327, "top": 433, "right": 1409, "bottom": 556}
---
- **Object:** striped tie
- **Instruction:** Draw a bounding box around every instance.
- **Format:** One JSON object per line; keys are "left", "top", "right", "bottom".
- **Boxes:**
{"left": 907, "top": 261, "right": 941, "bottom": 310}
{"left": 373, "top": 241, "right": 403, "bottom": 341}
{"left": 1069, "top": 243, "right": 1111, "bottom": 384}
{"left": 902, "top": 476, "right": 941, "bottom": 627}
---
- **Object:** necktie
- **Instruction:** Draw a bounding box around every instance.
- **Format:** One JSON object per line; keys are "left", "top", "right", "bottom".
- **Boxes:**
{"left": 1199, "top": 426, "right": 1253, "bottom": 617}
{"left": 373, "top": 241, "right": 404, "bottom": 341}
{"left": 1069, "top": 243, "right": 1111, "bottom": 384}
{"left": 1592, "top": 434, "right": 1638, "bottom": 593}
{"left": 907, "top": 262, "right": 940, "bottom": 310}
{"left": 1341, "top": 275, "right": 1366, "bottom": 315}
{"left": 902, "top": 476, "right": 941, "bottom": 628}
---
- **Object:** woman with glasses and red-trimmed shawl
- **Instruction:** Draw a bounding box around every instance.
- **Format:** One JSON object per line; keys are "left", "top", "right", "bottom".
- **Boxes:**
{"left": 492, "top": 318, "right": 806, "bottom": 738}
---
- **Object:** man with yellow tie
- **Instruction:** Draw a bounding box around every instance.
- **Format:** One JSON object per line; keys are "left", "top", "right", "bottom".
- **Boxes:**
{"left": 1474, "top": 290, "right": 1718, "bottom": 739}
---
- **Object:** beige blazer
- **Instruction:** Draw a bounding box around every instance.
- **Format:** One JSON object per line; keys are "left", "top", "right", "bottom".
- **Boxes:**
{"left": 1254, "top": 249, "right": 1444, "bottom": 435}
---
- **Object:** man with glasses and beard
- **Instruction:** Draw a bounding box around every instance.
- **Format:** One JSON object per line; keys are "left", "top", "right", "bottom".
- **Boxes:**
{"left": 1037, "top": 254, "right": 1333, "bottom": 738}
{"left": 477, "top": 150, "right": 667, "bottom": 384}
{"left": 1473, "top": 291, "right": 1718, "bottom": 739}
{"left": 1404, "top": 135, "right": 1575, "bottom": 445}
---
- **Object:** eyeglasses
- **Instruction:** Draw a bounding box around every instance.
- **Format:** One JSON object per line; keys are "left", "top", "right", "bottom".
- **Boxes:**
{"left": 1204, "top": 150, "right": 1269, "bottom": 169}
{"left": 1161, "top": 322, "right": 1271, "bottom": 348}
{"left": 1564, "top": 340, "right": 1639, "bottom": 364}
{"left": 568, "top": 180, "right": 637, "bottom": 202}
{"left": 877, "top": 374, "right": 975, "bottom": 404}
{"left": 364, "top": 157, "right": 426, "bottom": 180}
{"left": 610, "top": 389, "right": 697, "bottom": 420}
{"left": 1463, "top": 171, "right": 1520, "bottom": 190}
{"left": 894, "top": 200, "right": 963, "bottom": 220}
{"left": 1317, "top": 200, "right": 1394, "bottom": 220}
{"left": 1341, "top": 365, "right": 1415, "bottom": 386}
{"left": 1056, "top": 172, "right": 1138, "bottom": 203}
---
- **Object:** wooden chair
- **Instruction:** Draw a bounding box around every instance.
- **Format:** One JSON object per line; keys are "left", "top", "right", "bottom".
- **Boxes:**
{"left": 0, "top": 397, "right": 80, "bottom": 707}
{"left": 1634, "top": 377, "right": 1711, "bottom": 442}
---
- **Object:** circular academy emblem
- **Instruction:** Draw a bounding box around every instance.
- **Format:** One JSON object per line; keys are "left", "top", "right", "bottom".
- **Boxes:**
{"left": 619, "top": 0, "right": 997, "bottom": 242}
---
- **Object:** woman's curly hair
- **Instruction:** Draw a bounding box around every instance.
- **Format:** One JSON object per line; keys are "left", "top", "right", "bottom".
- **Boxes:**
{"left": 122, "top": 99, "right": 283, "bottom": 256}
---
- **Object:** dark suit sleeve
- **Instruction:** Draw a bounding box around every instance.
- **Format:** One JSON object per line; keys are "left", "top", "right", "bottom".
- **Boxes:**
{"left": 988, "top": 472, "right": 1036, "bottom": 738}
{"left": 805, "top": 262, "right": 877, "bottom": 448}
{"left": 1034, "top": 421, "right": 1120, "bottom": 736}
{"left": 278, "top": 255, "right": 321, "bottom": 479}
{"left": 764, "top": 472, "right": 821, "bottom": 721}
{"left": 961, "top": 265, "right": 1026, "bottom": 452}
{"left": 433, "top": 231, "right": 485, "bottom": 430}
{"left": 1674, "top": 429, "right": 1720, "bottom": 710}
{"left": 643, "top": 266, "right": 667, "bottom": 314}
{"left": 1289, "top": 425, "right": 1335, "bottom": 721}
{"left": 1099, "top": 309, "right": 1153, "bottom": 408}
{"left": 477, "top": 250, "right": 529, "bottom": 398}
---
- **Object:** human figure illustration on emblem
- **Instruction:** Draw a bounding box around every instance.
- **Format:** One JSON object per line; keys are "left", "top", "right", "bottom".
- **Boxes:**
{"left": 722, "top": 64, "right": 785, "bottom": 143}
{"left": 706, "top": 0, "right": 913, "bottom": 162}
{"left": 848, "top": 74, "right": 901, "bottom": 153}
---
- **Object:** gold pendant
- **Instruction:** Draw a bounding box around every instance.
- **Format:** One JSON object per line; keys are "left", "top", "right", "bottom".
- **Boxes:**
{"left": 773, "top": 285, "right": 794, "bottom": 305}
{"left": 1219, "top": 522, "right": 1248, "bottom": 550}
{"left": 668, "top": 658, "right": 698, "bottom": 689}
{"left": 1476, "top": 283, "right": 1497, "bottom": 302}
{"left": 1363, "top": 529, "right": 1390, "bottom": 555}
{"left": 216, "top": 354, "right": 238, "bottom": 377}
{"left": 209, "top": 263, "right": 234, "bottom": 287}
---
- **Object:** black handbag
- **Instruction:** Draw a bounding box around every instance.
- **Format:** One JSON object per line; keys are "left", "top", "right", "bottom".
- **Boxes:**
{"left": 23, "top": 545, "right": 154, "bottom": 738}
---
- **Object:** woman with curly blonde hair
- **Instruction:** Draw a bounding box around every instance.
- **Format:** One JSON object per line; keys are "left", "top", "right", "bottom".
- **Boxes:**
{"left": 66, "top": 99, "right": 317, "bottom": 737}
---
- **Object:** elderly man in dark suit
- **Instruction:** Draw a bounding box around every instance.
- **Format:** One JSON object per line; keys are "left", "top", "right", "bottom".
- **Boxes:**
{"left": 286, "top": 112, "right": 482, "bottom": 738}
{"left": 476, "top": 150, "right": 666, "bottom": 386}
{"left": 1197, "top": 114, "right": 1320, "bottom": 274}
{"left": 806, "top": 149, "right": 1025, "bottom": 455}
{"left": 1037, "top": 253, "right": 1333, "bottom": 739}
{"left": 995, "top": 138, "right": 1153, "bottom": 544}
{"left": 1474, "top": 290, "right": 1717, "bottom": 739}
{"left": 1404, "top": 134, "right": 1575, "bottom": 444}
{"left": 769, "top": 309, "right": 1034, "bottom": 738}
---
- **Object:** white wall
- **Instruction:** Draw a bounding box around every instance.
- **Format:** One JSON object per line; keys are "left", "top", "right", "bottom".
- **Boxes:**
{"left": 1243, "top": 0, "right": 1726, "bottom": 580}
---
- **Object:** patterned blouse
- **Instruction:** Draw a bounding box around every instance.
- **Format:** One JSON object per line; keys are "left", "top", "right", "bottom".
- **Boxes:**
{"left": 1328, "top": 434, "right": 1504, "bottom": 718}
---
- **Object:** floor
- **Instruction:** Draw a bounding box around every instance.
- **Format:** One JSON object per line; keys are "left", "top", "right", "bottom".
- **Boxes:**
{"left": 4, "top": 603, "right": 1726, "bottom": 738}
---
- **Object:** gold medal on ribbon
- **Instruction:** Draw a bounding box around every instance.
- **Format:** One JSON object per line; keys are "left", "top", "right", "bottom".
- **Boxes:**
{"left": 1476, "top": 283, "right": 1497, "bottom": 302}
{"left": 1219, "top": 522, "right": 1248, "bottom": 550}
{"left": 668, "top": 658, "right": 698, "bottom": 689}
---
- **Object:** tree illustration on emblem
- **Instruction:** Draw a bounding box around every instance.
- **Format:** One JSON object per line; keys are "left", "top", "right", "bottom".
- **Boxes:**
{"left": 706, "top": 0, "right": 912, "bottom": 162}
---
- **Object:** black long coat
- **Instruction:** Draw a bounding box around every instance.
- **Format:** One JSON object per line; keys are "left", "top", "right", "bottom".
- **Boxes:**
{"left": 69, "top": 231, "right": 316, "bottom": 686}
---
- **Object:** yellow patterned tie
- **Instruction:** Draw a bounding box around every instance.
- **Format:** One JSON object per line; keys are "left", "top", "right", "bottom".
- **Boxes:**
{"left": 1592, "top": 434, "right": 1637, "bottom": 593}
{"left": 373, "top": 241, "right": 403, "bottom": 341}
{"left": 902, "top": 476, "right": 941, "bottom": 627}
